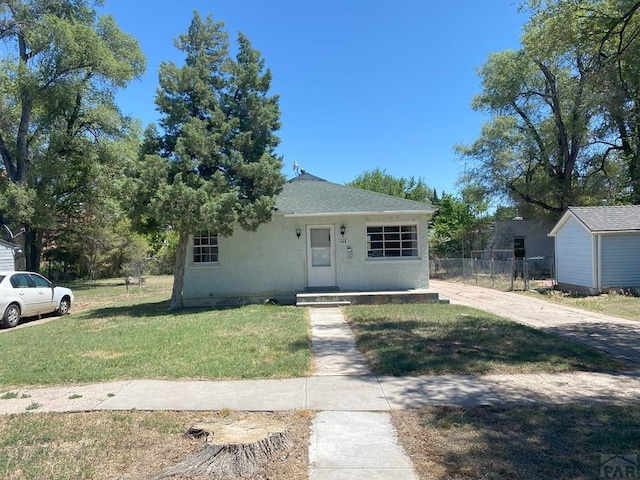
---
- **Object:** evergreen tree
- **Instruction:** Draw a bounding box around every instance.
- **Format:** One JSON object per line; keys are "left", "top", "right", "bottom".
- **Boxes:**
{"left": 129, "top": 12, "right": 284, "bottom": 309}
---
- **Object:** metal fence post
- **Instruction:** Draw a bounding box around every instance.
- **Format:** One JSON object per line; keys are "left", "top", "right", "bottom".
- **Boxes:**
{"left": 510, "top": 256, "right": 514, "bottom": 291}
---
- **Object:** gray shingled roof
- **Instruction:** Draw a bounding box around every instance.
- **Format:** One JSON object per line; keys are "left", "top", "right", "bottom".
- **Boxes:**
{"left": 274, "top": 172, "right": 437, "bottom": 216}
{"left": 569, "top": 205, "right": 640, "bottom": 232}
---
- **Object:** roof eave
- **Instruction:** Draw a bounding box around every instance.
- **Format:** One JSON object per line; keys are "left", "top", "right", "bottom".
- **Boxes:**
{"left": 282, "top": 210, "right": 436, "bottom": 218}
{"left": 591, "top": 229, "right": 640, "bottom": 234}
{"left": 548, "top": 210, "right": 573, "bottom": 236}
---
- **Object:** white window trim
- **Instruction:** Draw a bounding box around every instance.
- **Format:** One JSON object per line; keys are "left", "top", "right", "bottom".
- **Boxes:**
{"left": 365, "top": 222, "right": 421, "bottom": 261}
{"left": 190, "top": 232, "right": 220, "bottom": 266}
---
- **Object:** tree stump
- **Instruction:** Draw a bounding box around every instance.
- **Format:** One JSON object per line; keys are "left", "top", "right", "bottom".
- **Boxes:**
{"left": 152, "top": 417, "right": 289, "bottom": 479}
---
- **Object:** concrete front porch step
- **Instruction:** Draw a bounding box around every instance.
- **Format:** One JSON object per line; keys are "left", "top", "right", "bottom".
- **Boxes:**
{"left": 296, "top": 289, "right": 445, "bottom": 306}
{"left": 296, "top": 300, "right": 352, "bottom": 307}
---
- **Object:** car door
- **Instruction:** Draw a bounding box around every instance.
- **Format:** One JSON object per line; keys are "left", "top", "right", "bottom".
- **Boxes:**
{"left": 9, "top": 273, "right": 40, "bottom": 316}
{"left": 28, "top": 273, "right": 56, "bottom": 314}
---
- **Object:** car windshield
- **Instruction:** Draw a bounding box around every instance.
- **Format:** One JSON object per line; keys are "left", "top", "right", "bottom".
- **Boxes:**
{"left": 0, "top": 275, "right": 5, "bottom": 283}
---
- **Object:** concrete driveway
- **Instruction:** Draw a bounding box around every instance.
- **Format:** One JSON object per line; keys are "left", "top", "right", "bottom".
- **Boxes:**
{"left": 430, "top": 279, "right": 640, "bottom": 366}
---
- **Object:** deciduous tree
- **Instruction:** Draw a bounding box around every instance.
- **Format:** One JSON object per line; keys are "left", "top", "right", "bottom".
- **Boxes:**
{"left": 429, "top": 192, "right": 493, "bottom": 257}
{"left": 459, "top": 0, "right": 636, "bottom": 215}
{"left": 347, "top": 168, "right": 436, "bottom": 204}
{"left": 0, "top": 0, "right": 145, "bottom": 270}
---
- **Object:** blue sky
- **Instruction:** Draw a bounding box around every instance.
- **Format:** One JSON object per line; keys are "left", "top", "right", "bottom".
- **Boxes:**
{"left": 103, "top": 0, "right": 528, "bottom": 195}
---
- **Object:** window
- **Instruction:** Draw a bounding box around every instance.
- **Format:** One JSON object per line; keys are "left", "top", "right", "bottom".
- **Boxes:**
{"left": 10, "top": 273, "right": 33, "bottom": 288}
{"left": 367, "top": 225, "right": 418, "bottom": 258}
{"left": 193, "top": 232, "right": 218, "bottom": 264}
{"left": 30, "top": 274, "right": 52, "bottom": 288}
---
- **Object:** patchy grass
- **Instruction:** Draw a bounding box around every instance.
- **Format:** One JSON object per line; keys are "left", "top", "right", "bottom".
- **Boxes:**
{"left": 0, "top": 410, "right": 312, "bottom": 480}
{"left": 0, "top": 276, "right": 311, "bottom": 386}
{"left": 345, "top": 304, "right": 622, "bottom": 375}
{"left": 68, "top": 275, "right": 175, "bottom": 313}
{"left": 24, "top": 402, "right": 41, "bottom": 411}
{"left": 523, "top": 287, "right": 640, "bottom": 321}
{"left": 393, "top": 404, "right": 640, "bottom": 480}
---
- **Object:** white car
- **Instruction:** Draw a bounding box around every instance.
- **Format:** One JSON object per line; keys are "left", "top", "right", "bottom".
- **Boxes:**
{"left": 0, "top": 271, "right": 74, "bottom": 328}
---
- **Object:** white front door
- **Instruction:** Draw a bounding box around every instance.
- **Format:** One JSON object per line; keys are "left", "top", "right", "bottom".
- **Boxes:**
{"left": 307, "top": 226, "right": 336, "bottom": 288}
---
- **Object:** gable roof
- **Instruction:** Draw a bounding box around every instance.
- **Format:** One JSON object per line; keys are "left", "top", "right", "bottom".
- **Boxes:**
{"left": 549, "top": 205, "right": 640, "bottom": 235}
{"left": 274, "top": 172, "right": 437, "bottom": 217}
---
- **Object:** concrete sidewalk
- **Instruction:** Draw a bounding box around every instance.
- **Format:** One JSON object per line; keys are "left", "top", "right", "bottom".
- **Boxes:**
{"left": 2, "top": 369, "right": 639, "bottom": 415}
{"left": 430, "top": 279, "right": 640, "bottom": 365}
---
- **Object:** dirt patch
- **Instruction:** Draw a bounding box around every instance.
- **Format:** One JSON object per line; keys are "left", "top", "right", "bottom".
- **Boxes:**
{"left": 1, "top": 410, "right": 312, "bottom": 480}
{"left": 79, "top": 350, "right": 123, "bottom": 359}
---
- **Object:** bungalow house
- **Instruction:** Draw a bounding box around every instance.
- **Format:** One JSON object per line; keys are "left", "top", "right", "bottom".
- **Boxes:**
{"left": 182, "top": 172, "right": 438, "bottom": 306}
{"left": 549, "top": 205, "right": 640, "bottom": 294}
{"left": 0, "top": 239, "right": 19, "bottom": 271}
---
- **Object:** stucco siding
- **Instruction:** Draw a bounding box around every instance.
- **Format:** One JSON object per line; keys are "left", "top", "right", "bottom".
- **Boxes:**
{"left": 601, "top": 233, "right": 640, "bottom": 288}
{"left": 555, "top": 216, "right": 594, "bottom": 288}
{"left": 183, "top": 215, "right": 305, "bottom": 306}
{"left": 183, "top": 213, "right": 430, "bottom": 306}
{"left": 334, "top": 214, "right": 429, "bottom": 291}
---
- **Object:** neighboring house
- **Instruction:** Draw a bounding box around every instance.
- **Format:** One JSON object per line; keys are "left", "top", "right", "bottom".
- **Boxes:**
{"left": 0, "top": 240, "right": 20, "bottom": 271}
{"left": 549, "top": 205, "right": 640, "bottom": 294}
{"left": 491, "top": 219, "right": 555, "bottom": 260}
{"left": 182, "top": 172, "right": 438, "bottom": 306}
{"left": 487, "top": 218, "right": 556, "bottom": 277}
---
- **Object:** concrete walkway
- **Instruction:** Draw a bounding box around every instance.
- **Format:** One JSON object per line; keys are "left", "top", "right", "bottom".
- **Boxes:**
{"left": 307, "top": 308, "right": 417, "bottom": 479}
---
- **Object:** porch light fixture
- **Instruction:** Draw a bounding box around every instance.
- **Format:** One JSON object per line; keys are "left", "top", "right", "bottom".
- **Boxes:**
{"left": 296, "top": 228, "right": 301, "bottom": 238}
{"left": 340, "top": 225, "right": 346, "bottom": 237}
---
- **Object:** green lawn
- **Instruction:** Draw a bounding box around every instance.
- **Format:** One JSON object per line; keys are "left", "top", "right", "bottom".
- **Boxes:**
{"left": 0, "top": 277, "right": 311, "bottom": 386}
{"left": 345, "top": 304, "right": 623, "bottom": 376}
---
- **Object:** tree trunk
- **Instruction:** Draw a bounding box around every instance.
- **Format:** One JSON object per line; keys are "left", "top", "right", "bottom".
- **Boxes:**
{"left": 170, "top": 230, "right": 190, "bottom": 310}
{"left": 25, "top": 228, "right": 42, "bottom": 272}
{"left": 152, "top": 418, "right": 289, "bottom": 479}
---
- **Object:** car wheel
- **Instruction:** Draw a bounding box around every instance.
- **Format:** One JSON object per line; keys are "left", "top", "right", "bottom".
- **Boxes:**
{"left": 2, "top": 304, "right": 21, "bottom": 328}
{"left": 57, "top": 296, "right": 71, "bottom": 316}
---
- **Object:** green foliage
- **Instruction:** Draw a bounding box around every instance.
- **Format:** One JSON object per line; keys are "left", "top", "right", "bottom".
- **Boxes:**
{"left": 460, "top": 0, "right": 640, "bottom": 214}
{"left": 0, "top": 183, "right": 36, "bottom": 226}
{"left": 429, "top": 193, "right": 492, "bottom": 257}
{"left": 0, "top": 0, "right": 146, "bottom": 272}
{"left": 127, "top": 12, "right": 285, "bottom": 308}
{"left": 347, "top": 168, "right": 437, "bottom": 203}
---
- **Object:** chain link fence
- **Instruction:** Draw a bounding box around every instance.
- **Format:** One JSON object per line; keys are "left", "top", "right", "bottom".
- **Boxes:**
{"left": 430, "top": 254, "right": 555, "bottom": 291}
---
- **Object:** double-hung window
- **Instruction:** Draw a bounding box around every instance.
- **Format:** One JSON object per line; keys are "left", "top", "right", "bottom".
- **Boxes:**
{"left": 192, "top": 231, "right": 218, "bottom": 264}
{"left": 367, "top": 225, "right": 419, "bottom": 258}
